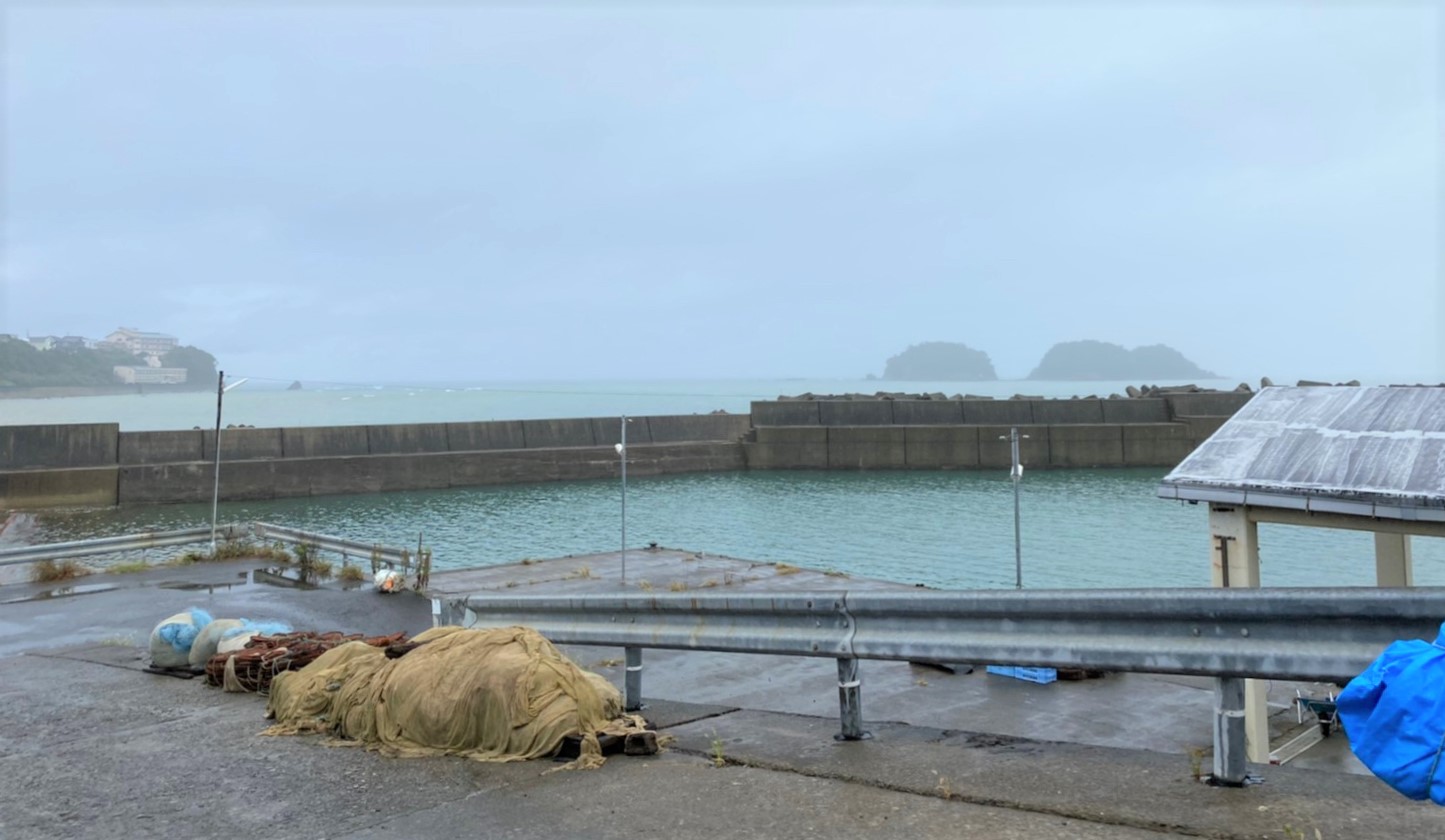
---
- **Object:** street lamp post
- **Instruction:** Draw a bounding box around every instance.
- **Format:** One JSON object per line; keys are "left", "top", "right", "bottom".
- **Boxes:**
{"left": 615, "top": 416, "right": 631, "bottom": 585}
{"left": 1000, "top": 426, "right": 1029, "bottom": 589}
{"left": 209, "top": 371, "right": 248, "bottom": 553}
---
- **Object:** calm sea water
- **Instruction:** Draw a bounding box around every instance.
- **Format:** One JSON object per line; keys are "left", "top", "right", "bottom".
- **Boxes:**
{"left": 12, "top": 378, "right": 1439, "bottom": 590}
{"left": 24, "top": 469, "right": 1445, "bottom": 590}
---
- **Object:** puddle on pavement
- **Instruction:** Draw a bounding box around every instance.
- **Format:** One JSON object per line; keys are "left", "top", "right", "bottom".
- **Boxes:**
{"left": 251, "top": 567, "right": 320, "bottom": 590}
{"left": 0, "top": 582, "right": 119, "bottom": 604}
{"left": 158, "top": 579, "right": 240, "bottom": 593}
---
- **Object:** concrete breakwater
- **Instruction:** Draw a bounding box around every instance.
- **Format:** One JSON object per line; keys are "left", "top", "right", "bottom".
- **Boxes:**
{"left": 0, "top": 392, "right": 1251, "bottom": 509}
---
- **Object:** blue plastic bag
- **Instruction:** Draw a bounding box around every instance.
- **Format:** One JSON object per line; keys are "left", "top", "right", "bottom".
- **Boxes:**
{"left": 156, "top": 607, "right": 214, "bottom": 653}
{"left": 1338, "top": 622, "right": 1445, "bottom": 805}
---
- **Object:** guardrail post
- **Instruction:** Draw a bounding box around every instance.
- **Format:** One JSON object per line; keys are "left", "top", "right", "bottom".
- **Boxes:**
{"left": 624, "top": 647, "right": 644, "bottom": 711}
{"left": 1213, "top": 676, "right": 1247, "bottom": 786}
{"left": 835, "top": 657, "right": 869, "bottom": 741}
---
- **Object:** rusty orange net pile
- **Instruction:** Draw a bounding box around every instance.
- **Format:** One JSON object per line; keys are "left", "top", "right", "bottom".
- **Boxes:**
{"left": 205, "top": 630, "right": 408, "bottom": 694}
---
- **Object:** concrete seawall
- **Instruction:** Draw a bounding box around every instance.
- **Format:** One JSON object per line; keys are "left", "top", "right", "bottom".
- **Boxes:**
{"left": 0, "top": 394, "right": 1250, "bottom": 509}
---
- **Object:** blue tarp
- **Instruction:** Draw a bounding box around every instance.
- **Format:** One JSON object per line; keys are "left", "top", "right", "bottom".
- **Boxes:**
{"left": 1338, "top": 622, "right": 1445, "bottom": 805}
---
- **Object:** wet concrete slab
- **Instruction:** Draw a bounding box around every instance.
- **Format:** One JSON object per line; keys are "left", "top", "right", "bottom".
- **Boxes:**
{"left": 0, "top": 547, "right": 1420, "bottom": 839}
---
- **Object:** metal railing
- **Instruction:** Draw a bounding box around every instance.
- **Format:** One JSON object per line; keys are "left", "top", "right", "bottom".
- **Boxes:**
{"left": 0, "top": 521, "right": 413, "bottom": 570}
{"left": 248, "top": 523, "right": 413, "bottom": 569}
{"left": 0, "top": 525, "right": 243, "bottom": 566}
{"left": 443, "top": 587, "right": 1445, "bottom": 786}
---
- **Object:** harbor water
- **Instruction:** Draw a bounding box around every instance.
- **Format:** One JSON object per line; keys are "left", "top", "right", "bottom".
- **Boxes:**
{"left": 8, "top": 378, "right": 1440, "bottom": 590}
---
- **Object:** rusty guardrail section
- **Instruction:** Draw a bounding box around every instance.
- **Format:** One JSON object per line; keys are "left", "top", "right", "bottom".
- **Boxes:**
{"left": 445, "top": 587, "right": 1445, "bottom": 786}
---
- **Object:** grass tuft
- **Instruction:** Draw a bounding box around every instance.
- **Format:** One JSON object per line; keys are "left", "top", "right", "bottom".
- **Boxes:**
{"left": 774, "top": 563, "right": 802, "bottom": 576}
{"left": 667, "top": 580, "right": 688, "bottom": 592}
{"left": 337, "top": 564, "right": 367, "bottom": 583}
{"left": 31, "top": 559, "right": 90, "bottom": 583}
{"left": 107, "top": 559, "right": 152, "bottom": 575}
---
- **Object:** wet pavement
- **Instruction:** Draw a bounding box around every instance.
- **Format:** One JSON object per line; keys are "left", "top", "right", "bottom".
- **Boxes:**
{"left": 0, "top": 551, "right": 1435, "bottom": 839}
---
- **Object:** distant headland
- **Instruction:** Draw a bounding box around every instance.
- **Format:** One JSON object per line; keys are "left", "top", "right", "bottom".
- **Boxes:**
{"left": 876, "top": 339, "right": 1216, "bottom": 381}
{"left": 0, "top": 328, "right": 217, "bottom": 395}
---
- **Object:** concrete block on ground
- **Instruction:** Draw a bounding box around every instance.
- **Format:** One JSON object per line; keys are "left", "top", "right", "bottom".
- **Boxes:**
{"left": 1165, "top": 392, "right": 1254, "bottom": 418}
{"left": 521, "top": 418, "right": 595, "bottom": 449}
{"left": 827, "top": 427, "right": 908, "bottom": 469}
{"left": 891, "top": 401, "right": 964, "bottom": 426}
{"left": 1123, "top": 424, "right": 1196, "bottom": 467}
{"left": 0, "top": 423, "right": 118, "bottom": 470}
{"left": 750, "top": 401, "right": 821, "bottom": 426}
{"left": 0, "top": 466, "right": 118, "bottom": 508}
{"left": 1047, "top": 425, "right": 1124, "bottom": 467}
{"left": 118, "top": 430, "right": 204, "bottom": 465}
{"left": 643, "top": 414, "right": 751, "bottom": 443}
{"left": 1030, "top": 400, "right": 1105, "bottom": 425}
{"left": 961, "top": 401, "right": 1033, "bottom": 425}
{"left": 1101, "top": 400, "right": 1170, "bottom": 424}
{"left": 977, "top": 425, "right": 1050, "bottom": 469}
{"left": 819, "top": 401, "right": 894, "bottom": 426}
{"left": 593, "top": 417, "right": 653, "bottom": 448}
{"left": 743, "top": 427, "right": 828, "bottom": 469}
{"left": 280, "top": 426, "right": 369, "bottom": 459}
{"left": 203, "top": 427, "right": 285, "bottom": 461}
{"left": 366, "top": 423, "right": 450, "bottom": 455}
{"left": 445, "top": 421, "right": 526, "bottom": 452}
{"left": 904, "top": 427, "right": 979, "bottom": 468}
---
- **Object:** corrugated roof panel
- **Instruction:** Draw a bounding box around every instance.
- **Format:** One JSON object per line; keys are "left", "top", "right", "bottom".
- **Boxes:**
{"left": 1161, "top": 386, "right": 1445, "bottom": 518}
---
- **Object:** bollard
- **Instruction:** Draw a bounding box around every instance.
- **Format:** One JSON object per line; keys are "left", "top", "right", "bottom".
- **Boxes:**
{"left": 835, "top": 657, "right": 870, "bottom": 740}
{"left": 625, "top": 647, "right": 644, "bottom": 711}
{"left": 1213, "top": 676, "right": 1247, "bottom": 785}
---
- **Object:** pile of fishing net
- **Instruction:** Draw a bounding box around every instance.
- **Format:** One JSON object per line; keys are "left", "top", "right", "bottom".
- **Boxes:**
{"left": 204, "top": 630, "right": 408, "bottom": 694}
{"left": 263, "top": 625, "right": 652, "bottom": 768}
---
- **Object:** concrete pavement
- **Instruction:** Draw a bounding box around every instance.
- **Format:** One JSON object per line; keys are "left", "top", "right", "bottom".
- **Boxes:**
{"left": 0, "top": 554, "right": 1439, "bottom": 839}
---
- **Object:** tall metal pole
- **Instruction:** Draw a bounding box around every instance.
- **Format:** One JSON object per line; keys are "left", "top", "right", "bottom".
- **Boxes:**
{"left": 620, "top": 415, "right": 628, "bottom": 586}
{"left": 1011, "top": 426, "right": 1022, "bottom": 590}
{"left": 209, "top": 370, "right": 225, "bottom": 553}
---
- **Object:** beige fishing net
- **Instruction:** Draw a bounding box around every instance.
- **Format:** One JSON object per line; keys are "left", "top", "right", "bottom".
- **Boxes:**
{"left": 264, "top": 625, "right": 645, "bottom": 768}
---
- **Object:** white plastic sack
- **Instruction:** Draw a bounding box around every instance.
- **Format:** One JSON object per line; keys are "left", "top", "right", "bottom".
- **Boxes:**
{"left": 148, "top": 607, "right": 214, "bottom": 669}
{"left": 188, "top": 619, "right": 245, "bottom": 668}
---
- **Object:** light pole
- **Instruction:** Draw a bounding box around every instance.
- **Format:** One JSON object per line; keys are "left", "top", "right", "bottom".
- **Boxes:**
{"left": 999, "top": 427, "right": 1029, "bottom": 589}
{"left": 209, "top": 371, "right": 249, "bottom": 553}
{"left": 614, "top": 416, "right": 631, "bottom": 585}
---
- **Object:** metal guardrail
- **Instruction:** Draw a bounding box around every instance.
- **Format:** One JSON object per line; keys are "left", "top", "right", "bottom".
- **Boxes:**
{"left": 0, "top": 521, "right": 413, "bottom": 569}
{"left": 0, "top": 525, "right": 244, "bottom": 567}
{"left": 248, "top": 523, "right": 413, "bottom": 569}
{"left": 445, "top": 587, "right": 1445, "bottom": 786}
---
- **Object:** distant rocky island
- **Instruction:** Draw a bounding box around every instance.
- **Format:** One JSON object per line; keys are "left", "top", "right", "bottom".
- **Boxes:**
{"left": 881, "top": 342, "right": 998, "bottom": 381}
{"left": 1027, "top": 341, "right": 1215, "bottom": 381}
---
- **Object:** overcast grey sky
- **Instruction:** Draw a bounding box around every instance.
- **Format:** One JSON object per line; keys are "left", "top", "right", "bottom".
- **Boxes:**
{"left": 1, "top": 4, "right": 1439, "bottom": 383}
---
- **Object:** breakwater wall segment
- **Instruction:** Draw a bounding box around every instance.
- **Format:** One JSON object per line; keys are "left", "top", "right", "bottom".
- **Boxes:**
{"left": 0, "top": 415, "right": 750, "bottom": 509}
{"left": 743, "top": 395, "right": 1250, "bottom": 470}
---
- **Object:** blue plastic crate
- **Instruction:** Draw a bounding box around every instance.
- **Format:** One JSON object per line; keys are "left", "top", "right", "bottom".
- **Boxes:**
{"left": 986, "top": 665, "right": 1057, "bottom": 684}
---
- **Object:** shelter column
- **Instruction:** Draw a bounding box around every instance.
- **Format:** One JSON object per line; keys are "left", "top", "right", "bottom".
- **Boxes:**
{"left": 1209, "top": 504, "right": 1269, "bottom": 764}
{"left": 1374, "top": 533, "right": 1413, "bottom": 587}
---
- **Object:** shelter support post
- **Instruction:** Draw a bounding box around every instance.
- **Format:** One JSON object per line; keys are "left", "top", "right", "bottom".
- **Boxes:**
{"left": 835, "top": 657, "right": 869, "bottom": 741}
{"left": 1209, "top": 504, "right": 1269, "bottom": 763}
{"left": 624, "top": 647, "right": 643, "bottom": 711}
{"left": 1212, "top": 676, "right": 1247, "bottom": 785}
{"left": 1374, "top": 533, "right": 1414, "bottom": 587}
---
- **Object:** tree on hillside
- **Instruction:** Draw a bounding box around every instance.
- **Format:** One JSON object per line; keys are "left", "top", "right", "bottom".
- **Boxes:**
{"left": 882, "top": 342, "right": 998, "bottom": 381}
{"left": 161, "top": 345, "right": 218, "bottom": 384}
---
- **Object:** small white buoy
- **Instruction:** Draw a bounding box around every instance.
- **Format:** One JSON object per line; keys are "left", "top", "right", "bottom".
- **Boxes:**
{"left": 374, "top": 569, "right": 404, "bottom": 593}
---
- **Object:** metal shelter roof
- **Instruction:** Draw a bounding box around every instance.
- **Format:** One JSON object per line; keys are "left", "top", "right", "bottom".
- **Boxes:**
{"left": 1158, "top": 386, "right": 1445, "bottom": 522}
